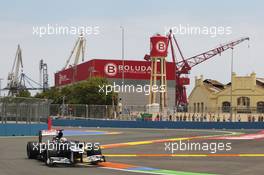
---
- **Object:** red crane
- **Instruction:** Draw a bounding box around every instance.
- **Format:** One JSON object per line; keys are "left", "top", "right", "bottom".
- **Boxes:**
{"left": 145, "top": 30, "right": 249, "bottom": 108}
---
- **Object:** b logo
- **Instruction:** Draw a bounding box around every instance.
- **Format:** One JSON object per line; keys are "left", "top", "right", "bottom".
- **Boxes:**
{"left": 104, "top": 63, "right": 117, "bottom": 76}
{"left": 156, "top": 41, "right": 166, "bottom": 52}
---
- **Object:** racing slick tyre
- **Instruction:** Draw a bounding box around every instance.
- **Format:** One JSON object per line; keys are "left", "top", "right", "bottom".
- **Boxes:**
{"left": 27, "top": 142, "right": 39, "bottom": 159}
{"left": 87, "top": 146, "right": 106, "bottom": 165}
{"left": 87, "top": 146, "right": 101, "bottom": 156}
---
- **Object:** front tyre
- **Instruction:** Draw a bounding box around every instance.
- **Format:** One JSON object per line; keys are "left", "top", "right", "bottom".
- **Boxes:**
{"left": 27, "top": 142, "right": 39, "bottom": 159}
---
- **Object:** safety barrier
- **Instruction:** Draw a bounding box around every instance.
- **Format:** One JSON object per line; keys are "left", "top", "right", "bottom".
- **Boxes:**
{"left": 53, "top": 119, "right": 264, "bottom": 129}
{"left": 0, "top": 123, "right": 47, "bottom": 136}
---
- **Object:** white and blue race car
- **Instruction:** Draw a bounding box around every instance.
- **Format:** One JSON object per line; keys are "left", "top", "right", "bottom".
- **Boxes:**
{"left": 26, "top": 129, "right": 106, "bottom": 166}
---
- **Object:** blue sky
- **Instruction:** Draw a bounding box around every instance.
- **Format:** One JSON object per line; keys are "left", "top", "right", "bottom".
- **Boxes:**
{"left": 1, "top": 0, "right": 262, "bottom": 22}
{"left": 0, "top": 0, "right": 263, "bottom": 95}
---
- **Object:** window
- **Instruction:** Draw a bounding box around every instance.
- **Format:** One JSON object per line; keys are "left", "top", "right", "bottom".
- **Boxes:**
{"left": 222, "top": 101, "right": 230, "bottom": 113}
{"left": 197, "top": 103, "right": 200, "bottom": 113}
{"left": 194, "top": 103, "right": 196, "bottom": 113}
{"left": 237, "top": 97, "right": 250, "bottom": 113}
{"left": 201, "top": 102, "right": 204, "bottom": 113}
{"left": 237, "top": 97, "right": 250, "bottom": 107}
{"left": 257, "top": 101, "right": 264, "bottom": 113}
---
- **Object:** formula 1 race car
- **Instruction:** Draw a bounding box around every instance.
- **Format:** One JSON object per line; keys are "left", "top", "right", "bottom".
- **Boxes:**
{"left": 26, "top": 129, "right": 106, "bottom": 166}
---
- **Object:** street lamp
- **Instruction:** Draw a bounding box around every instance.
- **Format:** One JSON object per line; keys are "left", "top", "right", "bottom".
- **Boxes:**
{"left": 120, "top": 26, "right": 125, "bottom": 105}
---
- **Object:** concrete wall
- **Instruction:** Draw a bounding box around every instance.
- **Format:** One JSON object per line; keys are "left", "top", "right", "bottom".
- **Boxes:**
{"left": 0, "top": 124, "right": 47, "bottom": 136}
{"left": 53, "top": 119, "right": 264, "bottom": 129}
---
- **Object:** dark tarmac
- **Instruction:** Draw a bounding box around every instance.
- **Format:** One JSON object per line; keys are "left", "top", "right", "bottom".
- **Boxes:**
{"left": 0, "top": 128, "right": 263, "bottom": 175}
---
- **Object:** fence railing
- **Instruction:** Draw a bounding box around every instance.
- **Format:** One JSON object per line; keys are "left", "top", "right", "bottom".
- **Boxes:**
{"left": 49, "top": 104, "right": 264, "bottom": 122}
{"left": 0, "top": 97, "right": 51, "bottom": 124}
{"left": 50, "top": 104, "right": 110, "bottom": 119}
{"left": 49, "top": 104, "right": 146, "bottom": 120}
{"left": 1, "top": 98, "right": 264, "bottom": 123}
{"left": 187, "top": 106, "right": 264, "bottom": 114}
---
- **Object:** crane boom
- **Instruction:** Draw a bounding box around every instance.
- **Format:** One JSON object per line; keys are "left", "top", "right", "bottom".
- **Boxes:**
{"left": 7, "top": 45, "right": 24, "bottom": 96}
{"left": 176, "top": 37, "right": 249, "bottom": 71}
{"left": 12, "top": 44, "right": 23, "bottom": 83}
{"left": 62, "top": 33, "right": 86, "bottom": 83}
{"left": 165, "top": 30, "right": 250, "bottom": 108}
{"left": 63, "top": 33, "right": 86, "bottom": 70}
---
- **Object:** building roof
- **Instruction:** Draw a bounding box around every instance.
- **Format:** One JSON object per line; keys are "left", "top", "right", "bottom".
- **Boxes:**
{"left": 203, "top": 79, "right": 225, "bottom": 93}
{"left": 203, "top": 79, "right": 225, "bottom": 90}
{"left": 257, "top": 78, "right": 264, "bottom": 87}
{"left": 203, "top": 77, "right": 264, "bottom": 94}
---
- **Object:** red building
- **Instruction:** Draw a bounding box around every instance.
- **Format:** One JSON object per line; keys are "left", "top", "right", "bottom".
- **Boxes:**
{"left": 55, "top": 59, "right": 176, "bottom": 106}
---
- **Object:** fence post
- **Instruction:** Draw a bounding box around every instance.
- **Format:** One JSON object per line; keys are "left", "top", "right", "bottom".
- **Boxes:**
{"left": 38, "top": 102, "right": 40, "bottom": 124}
{"left": 16, "top": 103, "right": 18, "bottom": 124}
{"left": 85, "top": 104, "right": 88, "bottom": 118}
{"left": 29, "top": 104, "right": 32, "bottom": 124}
{"left": 105, "top": 105, "right": 107, "bottom": 119}
{"left": 48, "top": 116, "right": 52, "bottom": 130}
{"left": 0, "top": 102, "right": 2, "bottom": 124}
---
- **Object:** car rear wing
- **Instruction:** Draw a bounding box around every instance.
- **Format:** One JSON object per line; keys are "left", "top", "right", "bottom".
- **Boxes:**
{"left": 41, "top": 129, "right": 58, "bottom": 136}
{"left": 39, "top": 129, "right": 63, "bottom": 142}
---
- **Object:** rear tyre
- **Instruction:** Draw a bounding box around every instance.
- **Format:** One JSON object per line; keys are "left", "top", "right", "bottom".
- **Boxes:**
{"left": 27, "top": 142, "right": 39, "bottom": 159}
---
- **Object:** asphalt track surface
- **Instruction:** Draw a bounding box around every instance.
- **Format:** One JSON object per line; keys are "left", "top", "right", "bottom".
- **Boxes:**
{"left": 0, "top": 128, "right": 264, "bottom": 175}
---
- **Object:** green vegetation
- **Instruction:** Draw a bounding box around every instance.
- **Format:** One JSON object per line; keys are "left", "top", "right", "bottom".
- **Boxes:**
{"left": 35, "top": 77, "right": 116, "bottom": 105}
{"left": 16, "top": 89, "right": 31, "bottom": 98}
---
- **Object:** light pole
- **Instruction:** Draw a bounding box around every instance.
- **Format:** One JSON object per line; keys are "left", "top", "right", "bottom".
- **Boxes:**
{"left": 230, "top": 48, "right": 234, "bottom": 122}
{"left": 120, "top": 26, "right": 125, "bottom": 105}
{"left": 0, "top": 78, "right": 3, "bottom": 97}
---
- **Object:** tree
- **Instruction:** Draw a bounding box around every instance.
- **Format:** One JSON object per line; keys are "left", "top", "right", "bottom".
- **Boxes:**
{"left": 16, "top": 89, "right": 31, "bottom": 97}
{"left": 35, "top": 87, "right": 62, "bottom": 103}
{"left": 35, "top": 77, "right": 116, "bottom": 105}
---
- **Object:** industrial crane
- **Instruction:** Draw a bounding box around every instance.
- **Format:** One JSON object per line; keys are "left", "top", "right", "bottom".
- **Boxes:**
{"left": 63, "top": 33, "right": 86, "bottom": 82}
{"left": 144, "top": 30, "right": 249, "bottom": 108}
{"left": 6, "top": 45, "right": 24, "bottom": 96}
{"left": 39, "top": 59, "right": 49, "bottom": 92}
{"left": 5, "top": 45, "right": 47, "bottom": 96}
